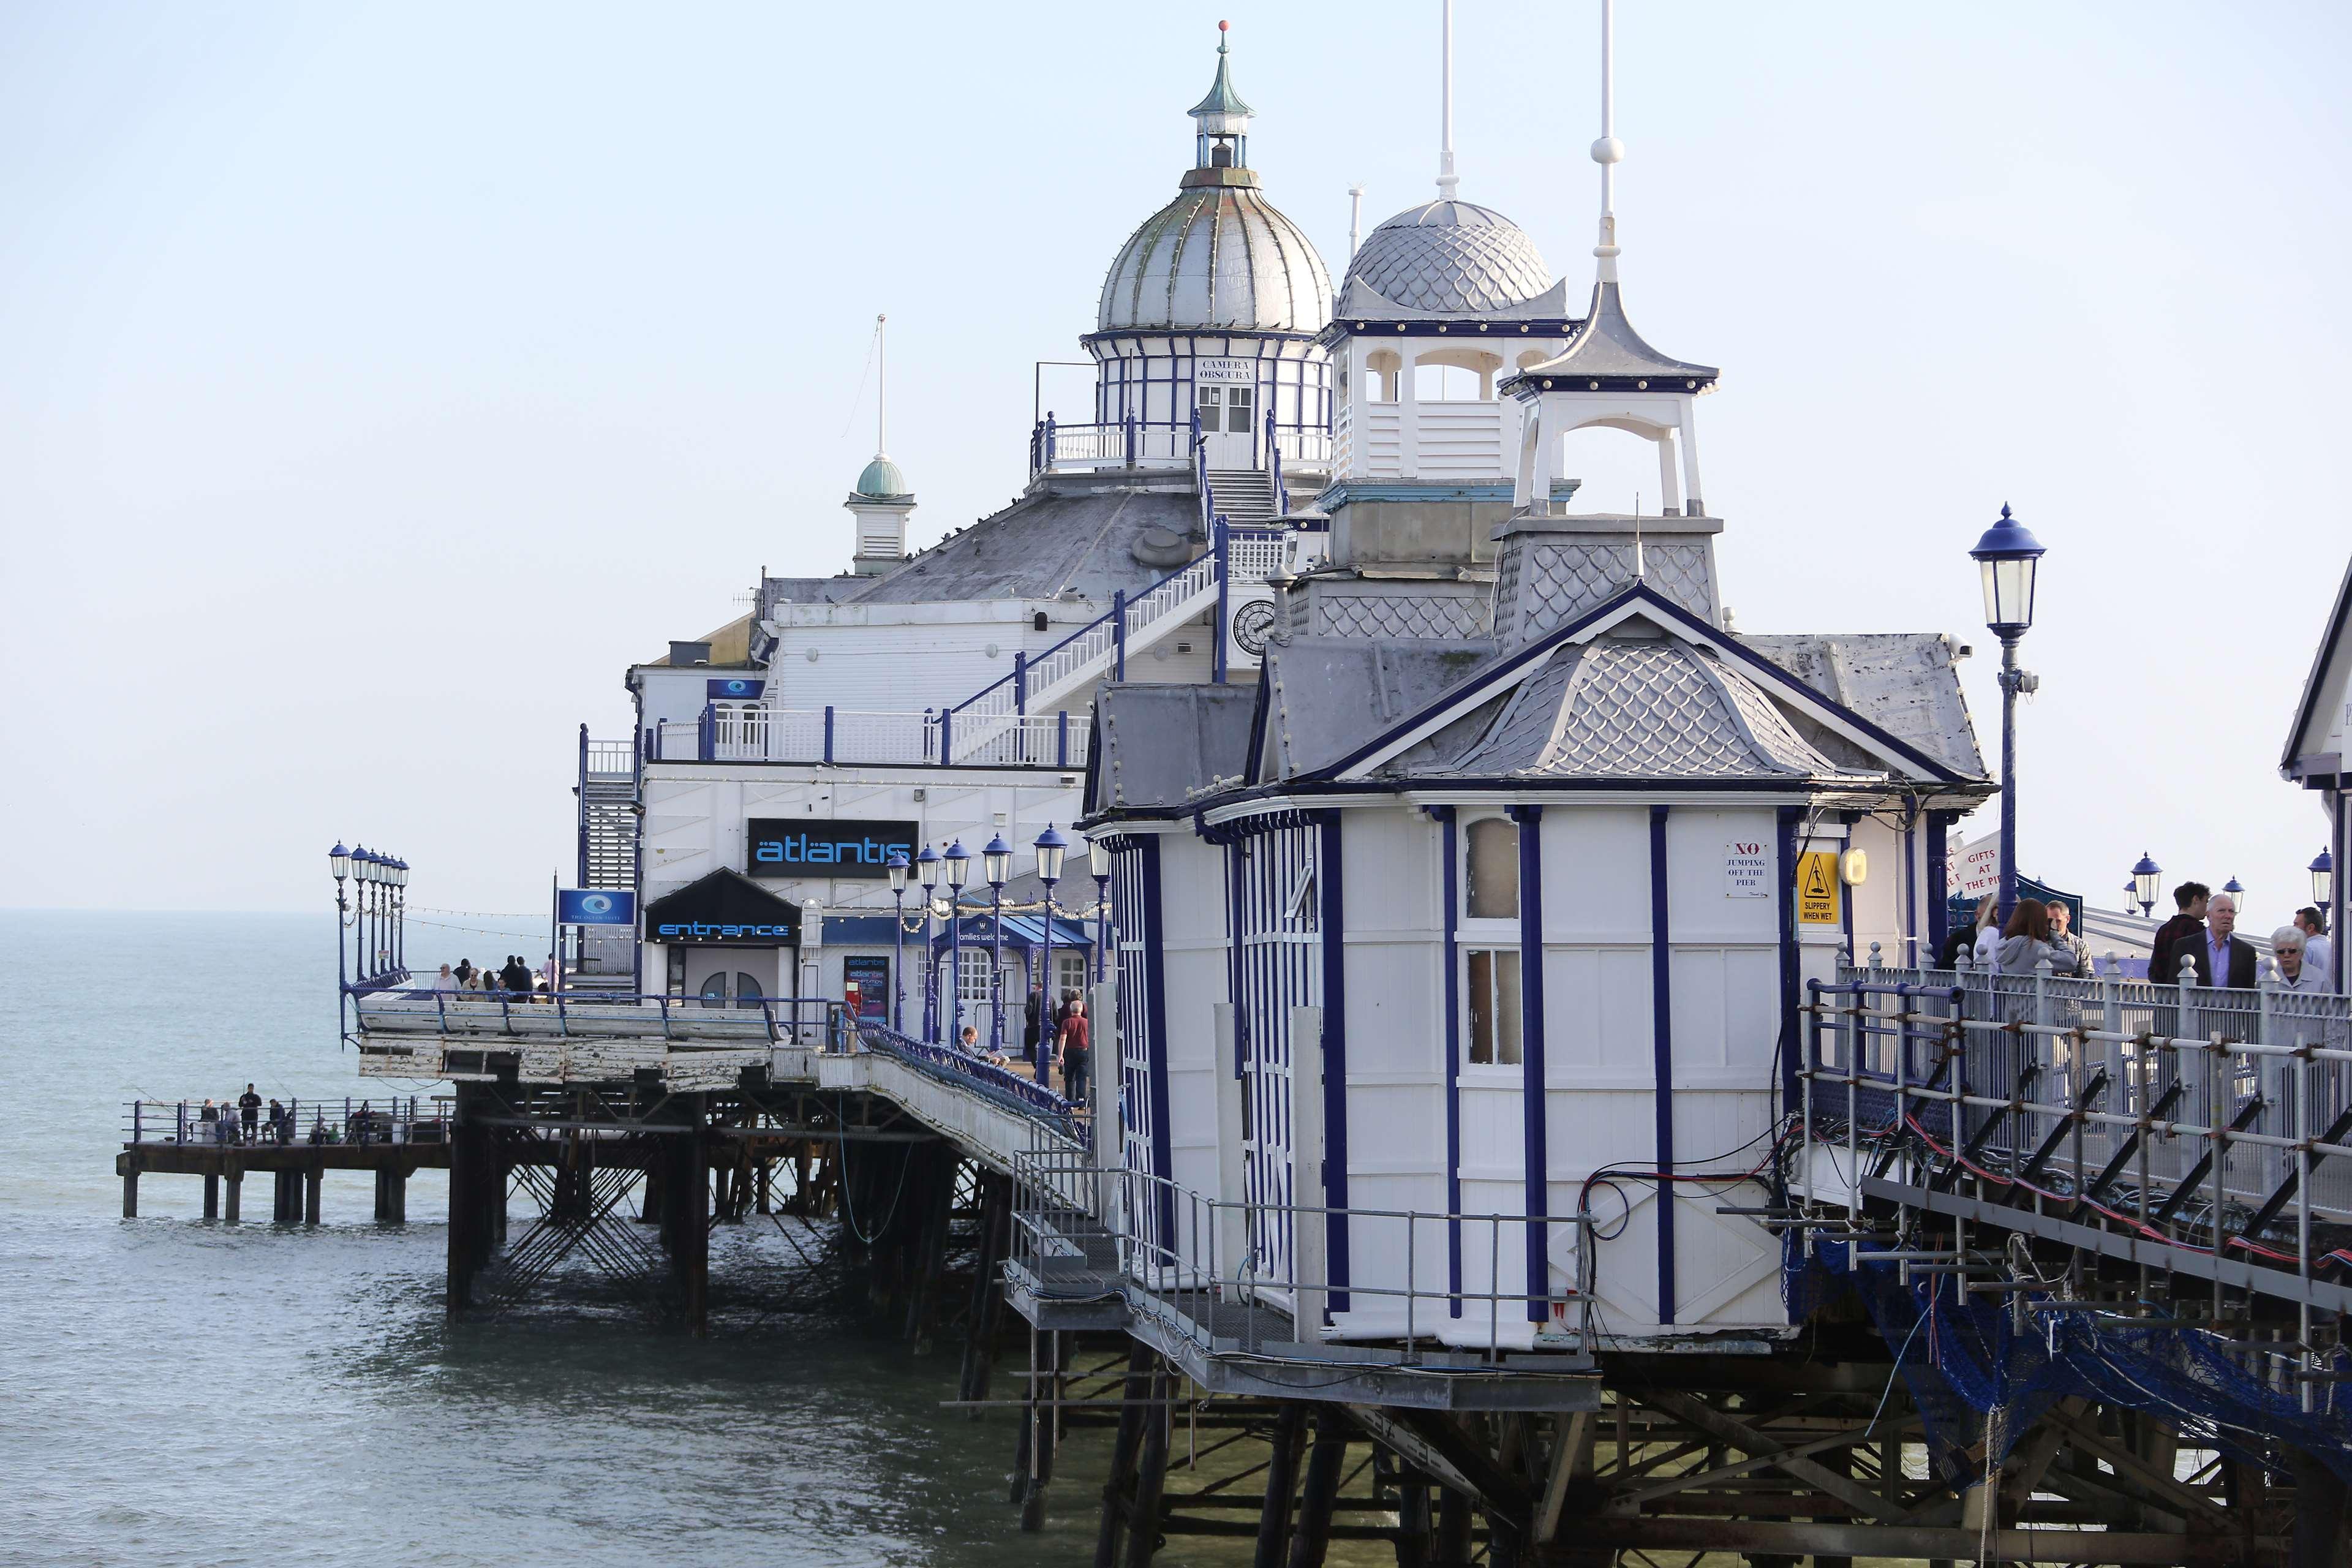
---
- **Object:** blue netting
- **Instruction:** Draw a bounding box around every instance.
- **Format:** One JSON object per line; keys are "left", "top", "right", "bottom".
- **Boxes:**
{"left": 1789, "top": 1235, "right": 2352, "bottom": 1485}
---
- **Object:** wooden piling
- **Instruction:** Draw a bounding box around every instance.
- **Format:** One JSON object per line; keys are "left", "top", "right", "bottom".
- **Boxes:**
{"left": 121, "top": 1167, "right": 137, "bottom": 1218}
{"left": 1432, "top": 1487, "right": 1472, "bottom": 1568}
{"left": 1286, "top": 1411, "right": 1348, "bottom": 1568}
{"left": 305, "top": 1167, "right": 323, "bottom": 1224}
{"left": 223, "top": 1169, "right": 242, "bottom": 1223}
{"left": 1090, "top": 1341, "right": 1156, "bottom": 1561}
{"left": 203, "top": 1173, "right": 219, "bottom": 1219}
{"left": 1121, "top": 1363, "right": 1172, "bottom": 1568}
{"left": 1253, "top": 1404, "right": 1308, "bottom": 1568}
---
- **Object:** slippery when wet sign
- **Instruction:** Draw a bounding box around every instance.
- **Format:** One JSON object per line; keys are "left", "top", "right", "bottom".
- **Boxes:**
{"left": 1797, "top": 851, "right": 1842, "bottom": 925}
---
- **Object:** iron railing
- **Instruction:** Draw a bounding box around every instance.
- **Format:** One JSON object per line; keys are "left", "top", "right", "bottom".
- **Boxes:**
{"left": 348, "top": 987, "right": 850, "bottom": 1049}
{"left": 650, "top": 707, "right": 1091, "bottom": 768}
{"left": 1009, "top": 1144, "right": 1600, "bottom": 1366}
{"left": 854, "top": 1019, "right": 1084, "bottom": 1142}
{"left": 124, "top": 1096, "right": 445, "bottom": 1147}
{"left": 1798, "top": 954, "right": 2352, "bottom": 1300}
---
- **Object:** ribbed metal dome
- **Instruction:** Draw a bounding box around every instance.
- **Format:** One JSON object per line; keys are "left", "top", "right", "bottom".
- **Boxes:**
{"left": 853, "top": 454, "right": 910, "bottom": 499}
{"left": 1343, "top": 200, "right": 1551, "bottom": 315}
{"left": 1098, "top": 184, "right": 1332, "bottom": 334}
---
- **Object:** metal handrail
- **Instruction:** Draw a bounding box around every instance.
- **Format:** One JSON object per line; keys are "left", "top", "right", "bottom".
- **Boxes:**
{"left": 124, "top": 1095, "right": 446, "bottom": 1147}
{"left": 351, "top": 989, "right": 850, "bottom": 1048}
{"left": 854, "top": 1019, "right": 1084, "bottom": 1140}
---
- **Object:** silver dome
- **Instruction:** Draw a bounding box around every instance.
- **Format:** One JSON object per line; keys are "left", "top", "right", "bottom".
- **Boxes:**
{"left": 1343, "top": 200, "right": 1551, "bottom": 315}
{"left": 1098, "top": 184, "right": 1333, "bottom": 334}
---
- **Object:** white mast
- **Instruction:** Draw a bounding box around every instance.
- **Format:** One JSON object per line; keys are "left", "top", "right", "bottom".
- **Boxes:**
{"left": 1591, "top": 0, "right": 1624, "bottom": 281}
{"left": 1348, "top": 185, "right": 1366, "bottom": 257}
{"left": 1436, "top": 0, "right": 1458, "bottom": 199}
{"left": 875, "top": 313, "right": 888, "bottom": 457}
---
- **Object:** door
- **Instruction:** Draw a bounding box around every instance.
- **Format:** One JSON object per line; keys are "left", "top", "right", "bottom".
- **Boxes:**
{"left": 1199, "top": 383, "right": 1257, "bottom": 469}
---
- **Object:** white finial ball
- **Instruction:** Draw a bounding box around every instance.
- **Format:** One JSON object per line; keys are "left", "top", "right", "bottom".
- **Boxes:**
{"left": 1590, "top": 135, "right": 1625, "bottom": 165}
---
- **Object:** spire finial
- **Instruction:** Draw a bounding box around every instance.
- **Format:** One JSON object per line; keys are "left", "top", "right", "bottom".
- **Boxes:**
{"left": 1437, "top": 0, "right": 1459, "bottom": 199}
{"left": 1218, "top": 17, "right": 1229, "bottom": 51}
{"left": 1591, "top": 0, "right": 1625, "bottom": 281}
{"left": 875, "top": 314, "right": 888, "bottom": 459}
{"left": 1348, "top": 184, "right": 1366, "bottom": 257}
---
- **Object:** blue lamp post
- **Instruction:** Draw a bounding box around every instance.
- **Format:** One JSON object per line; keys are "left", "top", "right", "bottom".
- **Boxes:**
{"left": 916, "top": 845, "right": 941, "bottom": 1041}
{"left": 943, "top": 840, "right": 971, "bottom": 1049}
{"left": 330, "top": 843, "right": 351, "bottom": 1031}
{"left": 983, "top": 834, "right": 1012, "bottom": 1055}
{"left": 2132, "top": 852, "right": 2162, "bottom": 920}
{"left": 1033, "top": 824, "right": 1069, "bottom": 1083}
{"left": 353, "top": 848, "right": 376, "bottom": 979}
{"left": 1088, "top": 832, "right": 1112, "bottom": 984}
{"left": 2222, "top": 875, "right": 2245, "bottom": 924}
{"left": 1969, "top": 503, "right": 2047, "bottom": 924}
{"left": 2313, "top": 847, "right": 2336, "bottom": 910}
{"left": 886, "top": 851, "right": 910, "bottom": 1034}
{"left": 390, "top": 856, "right": 409, "bottom": 976}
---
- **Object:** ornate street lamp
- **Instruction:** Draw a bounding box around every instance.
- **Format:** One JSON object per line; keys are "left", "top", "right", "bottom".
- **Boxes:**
{"left": 943, "top": 840, "right": 971, "bottom": 1050}
{"left": 2313, "top": 846, "right": 2336, "bottom": 910}
{"left": 2132, "top": 852, "right": 2162, "bottom": 919}
{"left": 886, "top": 851, "right": 910, "bottom": 1034}
{"left": 330, "top": 843, "right": 352, "bottom": 1029}
{"left": 1969, "top": 503, "right": 2046, "bottom": 922}
{"left": 1034, "top": 824, "right": 1069, "bottom": 1085}
{"left": 2222, "top": 875, "right": 2245, "bottom": 921}
{"left": 916, "top": 845, "right": 941, "bottom": 1041}
{"left": 1089, "top": 832, "right": 1112, "bottom": 984}
{"left": 390, "top": 856, "right": 409, "bottom": 974}
{"left": 983, "top": 834, "right": 1011, "bottom": 1056}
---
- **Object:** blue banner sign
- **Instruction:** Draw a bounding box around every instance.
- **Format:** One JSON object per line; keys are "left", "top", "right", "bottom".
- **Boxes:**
{"left": 748, "top": 818, "right": 919, "bottom": 880}
{"left": 558, "top": 889, "right": 637, "bottom": 926}
{"left": 706, "top": 677, "right": 766, "bottom": 699}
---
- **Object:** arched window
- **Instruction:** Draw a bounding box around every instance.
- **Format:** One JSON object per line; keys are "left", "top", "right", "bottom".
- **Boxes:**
{"left": 1461, "top": 815, "right": 1523, "bottom": 1067}
{"left": 1363, "top": 349, "right": 1401, "bottom": 404}
{"left": 1412, "top": 349, "right": 1502, "bottom": 402}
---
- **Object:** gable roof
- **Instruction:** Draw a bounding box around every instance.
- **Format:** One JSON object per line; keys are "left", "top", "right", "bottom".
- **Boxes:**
{"left": 1085, "top": 683, "right": 1257, "bottom": 816}
{"left": 2283, "top": 550, "right": 2352, "bottom": 778}
{"left": 1313, "top": 582, "right": 1975, "bottom": 788}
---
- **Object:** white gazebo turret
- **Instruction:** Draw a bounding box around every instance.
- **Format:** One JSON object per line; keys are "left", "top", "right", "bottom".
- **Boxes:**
{"left": 845, "top": 313, "right": 913, "bottom": 576}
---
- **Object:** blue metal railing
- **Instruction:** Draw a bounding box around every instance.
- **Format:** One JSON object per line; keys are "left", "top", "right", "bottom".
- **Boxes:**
{"left": 855, "top": 1019, "right": 1084, "bottom": 1142}
{"left": 349, "top": 986, "right": 850, "bottom": 1049}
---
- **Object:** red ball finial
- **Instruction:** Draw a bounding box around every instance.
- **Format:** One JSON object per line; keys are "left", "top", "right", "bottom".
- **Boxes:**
{"left": 1218, "top": 19, "right": 1229, "bottom": 31}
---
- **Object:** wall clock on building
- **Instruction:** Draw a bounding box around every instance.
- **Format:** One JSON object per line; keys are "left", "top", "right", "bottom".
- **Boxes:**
{"left": 1231, "top": 599, "right": 1276, "bottom": 657}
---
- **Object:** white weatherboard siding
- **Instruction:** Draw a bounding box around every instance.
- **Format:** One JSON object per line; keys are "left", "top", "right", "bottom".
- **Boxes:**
{"left": 1157, "top": 831, "right": 1230, "bottom": 1209}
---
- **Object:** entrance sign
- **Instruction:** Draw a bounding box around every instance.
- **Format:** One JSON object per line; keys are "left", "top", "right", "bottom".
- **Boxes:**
{"left": 557, "top": 889, "right": 636, "bottom": 927}
{"left": 1723, "top": 841, "right": 1770, "bottom": 899}
{"left": 1797, "top": 852, "right": 1842, "bottom": 925}
{"left": 643, "top": 869, "right": 799, "bottom": 945}
{"left": 748, "top": 818, "right": 919, "bottom": 880}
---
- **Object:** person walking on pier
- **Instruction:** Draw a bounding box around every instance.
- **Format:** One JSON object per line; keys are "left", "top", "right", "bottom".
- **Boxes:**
{"left": 2149, "top": 882, "right": 2209, "bottom": 984}
{"left": 2296, "top": 907, "right": 2334, "bottom": 989}
{"left": 1057, "top": 998, "right": 1092, "bottom": 1107}
{"left": 2273, "top": 927, "right": 2329, "bottom": 993}
{"left": 2194, "top": 893, "right": 2258, "bottom": 989}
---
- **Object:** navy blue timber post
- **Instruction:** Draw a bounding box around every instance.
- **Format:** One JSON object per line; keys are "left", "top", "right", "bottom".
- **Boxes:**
{"left": 822, "top": 705, "right": 835, "bottom": 764}
{"left": 1212, "top": 520, "right": 1231, "bottom": 684}
{"left": 696, "top": 703, "right": 715, "bottom": 762}
{"left": 1055, "top": 710, "right": 1069, "bottom": 768}
{"left": 1506, "top": 803, "right": 1548, "bottom": 1323}
{"left": 1926, "top": 810, "right": 1958, "bottom": 960}
{"left": 1112, "top": 592, "right": 1127, "bottom": 679}
{"left": 1648, "top": 804, "right": 1677, "bottom": 1325}
{"left": 576, "top": 723, "right": 590, "bottom": 885}
{"left": 1427, "top": 805, "right": 1463, "bottom": 1316}
{"left": 1123, "top": 413, "right": 1136, "bottom": 469}
{"left": 940, "top": 706, "right": 954, "bottom": 765}
{"left": 1315, "top": 810, "right": 1349, "bottom": 1314}
{"left": 1776, "top": 805, "right": 1804, "bottom": 1113}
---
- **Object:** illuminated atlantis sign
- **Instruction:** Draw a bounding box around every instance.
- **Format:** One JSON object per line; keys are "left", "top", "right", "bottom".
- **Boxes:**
{"left": 747, "top": 818, "right": 919, "bottom": 880}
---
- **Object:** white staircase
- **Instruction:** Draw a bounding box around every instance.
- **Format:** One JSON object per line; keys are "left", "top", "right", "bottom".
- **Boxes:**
{"left": 572, "top": 739, "right": 639, "bottom": 992}
{"left": 1205, "top": 468, "right": 1279, "bottom": 524}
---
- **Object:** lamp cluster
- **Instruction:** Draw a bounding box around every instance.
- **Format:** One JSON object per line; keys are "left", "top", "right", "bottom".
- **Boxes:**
{"left": 2124, "top": 850, "right": 2334, "bottom": 924}
{"left": 329, "top": 840, "right": 410, "bottom": 989}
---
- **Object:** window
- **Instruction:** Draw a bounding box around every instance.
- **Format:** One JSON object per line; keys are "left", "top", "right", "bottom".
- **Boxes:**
{"left": 1465, "top": 818, "right": 1520, "bottom": 920}
{"left": 1466, "top": 948, "right": 1523, "bottom": 1065}
{"left": 1412, "top": 349, "right": 1501, "bottom": 402}
{"left": 698, "top": 971, "right": 728, "bottom": 1009}
{"left": 734, "top": 971, "right": 764, "bottom": 1012}
{"left": 954, "top": 948, "right": 996, "bottom": 1005}
{"left": 1053, "top": 951, "right": 1088, "bottom": 1001}
{"left": 1364, "top": 349, "right": 1401, "bottom": 404}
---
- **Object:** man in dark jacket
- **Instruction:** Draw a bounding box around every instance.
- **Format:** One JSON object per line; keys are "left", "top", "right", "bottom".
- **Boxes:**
{"left": 2148, "top": 883, "right": 2209, "bottom": 984}
{"left": 2188, "top": 892, "right": 2259, "bottom": 988}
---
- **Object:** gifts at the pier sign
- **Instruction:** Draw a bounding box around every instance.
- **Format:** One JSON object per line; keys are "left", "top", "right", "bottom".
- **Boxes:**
{"left": 1724, "top": 840, "right": 1771, "bottom": 899}
{"left": 1947, "top": 832, "right": 2001, "bottom": 900}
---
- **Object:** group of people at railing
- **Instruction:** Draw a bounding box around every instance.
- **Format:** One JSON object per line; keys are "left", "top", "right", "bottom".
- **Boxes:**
{"left": 1942, "top": 882, "right": 2336, "bottom": 993}
{"left": 427, "top": 955, "right": 556, "bottom": 1000}
{"left": 176, "top": 1090, "right": 425, "bottom": 1147}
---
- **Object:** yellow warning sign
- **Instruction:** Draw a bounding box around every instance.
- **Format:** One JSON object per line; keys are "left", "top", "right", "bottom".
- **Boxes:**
{"left": 1798, "top": 851, "right": 1842, "bottom": 925}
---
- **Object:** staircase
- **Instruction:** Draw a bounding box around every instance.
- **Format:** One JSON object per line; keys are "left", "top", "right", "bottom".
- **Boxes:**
{"left": 573, "top": 732, "right": 639, "bottom": 992}
{"left": 1205, "top": 467, "right": 1280, "bottom": 524}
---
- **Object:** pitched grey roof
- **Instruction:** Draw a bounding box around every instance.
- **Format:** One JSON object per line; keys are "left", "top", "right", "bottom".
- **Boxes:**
{"left": 1414, "top": 638, "right": 1852, "bottom": 782}
{"left": 769, "top": 478, "right": 1204, "bottom": 608}
{"left": 1744, "top": 633, "right": 1988, "bottom": 780}
{"left": 1257, "top": 639, "right": 1498, "bottom": 782}
{"left": 1089, "top": 684, "right": 1256, "bottom": 813}
{"left": 1507, "top": 279, "right": 1718, "bottom": 388}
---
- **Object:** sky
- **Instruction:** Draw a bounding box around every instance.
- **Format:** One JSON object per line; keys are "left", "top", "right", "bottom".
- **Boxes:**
{"left": 2, "top": 1, "right": 2348, "bottom": 929}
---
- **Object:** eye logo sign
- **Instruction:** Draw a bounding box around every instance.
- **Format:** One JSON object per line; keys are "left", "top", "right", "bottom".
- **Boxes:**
{"left": 704, "top": 677, "right": 767, "bottom": 699}
{"left": 578, "top": 893, "right": 614, "bottom": 916}
{"left": 557, "top": 889, "right": 638, "bottom": 927}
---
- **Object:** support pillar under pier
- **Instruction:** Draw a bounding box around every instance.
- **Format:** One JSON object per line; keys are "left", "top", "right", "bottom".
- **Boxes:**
{"left": 1287, "top": 1411, "right": 1347, "bottom": 1568}
{"left": 1253, "top": 1404, "right": 1307, "bottom": 1568}
{"left": 305, "top": 1166, "right": 322, "bottom": 1225}
{"left": 223, "top": 1169, "right": 242, "bottom": 1224}
{"left": 1090, "top": 1341, "right": 1156, "bottom": 1561}
{"left": 662, "top": 1099, "right": 709, "bottom": 1333}
{"left": 203, "top": 1173, "right": 219, "bottom": 1219}
{"left": 121, "top": 1167, "right": 137, "bottom": 1218}
{"left": 446, "top": 1087, "right": 497, "bottom": 1314}
{"left": 1123, "top": 1363, "right": 1171, "bottom": 1568}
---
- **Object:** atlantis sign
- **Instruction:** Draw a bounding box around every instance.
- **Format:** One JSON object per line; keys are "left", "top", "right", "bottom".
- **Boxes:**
{"left": 747, "top": 818, "right": 919, "bottom": 880}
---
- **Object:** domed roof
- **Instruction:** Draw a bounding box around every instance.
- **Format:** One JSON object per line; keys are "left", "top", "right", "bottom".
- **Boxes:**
{"left": 853, "top": 454, "right": 910, "bottom": 500}
{"left": 1098, "top": 184, "right": 1332, "bottom": 334}
{"left": 1343, "top": 200, "right": 1551, "bottom": 315}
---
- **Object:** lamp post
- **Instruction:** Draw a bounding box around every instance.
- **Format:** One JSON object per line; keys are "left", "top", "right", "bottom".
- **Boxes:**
{"left": 391, "top": 856, "right": 409, "bottom": 976}
{"left": 2318, "top": 846, "right": 2341, "bottom": 993}
{"left": 330, "top": 843, "right": 351, "bottom": 1032}
{"left": 2313, "top": 847, "right": 2335, "bottom": 910}
{"left": 1034, "top": 824, "right": 1069, "bottom": 1082}
{"left": 943, "top": 840, "right": 971, "bottom": 1049}
{"left": 984, "top": 834, "right": 1011, "bottom": 1056}
{"left": 916, "top": 845, "right": 941, "bottom": 1042}
{"left": 1089, "top": 832, "right": 1112, "bottom": 984}
{"left": 1969, "top": 503, "right": 2046, "bottom": 924}
{"left": 353, "top": 848, "right": 375, "bottom": 979}
{"left": 2222, "top": 875, "right": 2246, "bottom": 925}
{"left": 2132, "top": 853, "right": 2162, "bottom": 919}
{"left": 886, "top": 851, "right": 910, "bottom": 1034}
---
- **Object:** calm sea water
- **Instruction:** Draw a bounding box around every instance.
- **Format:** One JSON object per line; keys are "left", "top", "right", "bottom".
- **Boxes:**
{"left": 0, "top": 911, "right": 1159, "bottom": 1568}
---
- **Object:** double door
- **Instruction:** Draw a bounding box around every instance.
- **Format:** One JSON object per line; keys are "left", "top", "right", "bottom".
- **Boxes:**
{"left": 1198, "top": 383, "right": 1257, "bottom": 469}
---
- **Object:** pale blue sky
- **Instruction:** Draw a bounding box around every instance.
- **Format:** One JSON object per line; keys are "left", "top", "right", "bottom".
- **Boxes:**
{"left": 4, "top": 2, "right": 2349, "bottom": 929}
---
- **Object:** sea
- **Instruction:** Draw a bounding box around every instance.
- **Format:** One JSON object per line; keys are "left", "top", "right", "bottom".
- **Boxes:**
{"left": 0, "top": 910, "right": 1183, "bottom": 1568}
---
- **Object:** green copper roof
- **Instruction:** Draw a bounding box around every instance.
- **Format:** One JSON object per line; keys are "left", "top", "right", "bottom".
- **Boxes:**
{"left": 1188, "top": 34, "right": 1253, "bottom": 118}
{"left": 854, "top": 455, "right": 910, "bottom": 499}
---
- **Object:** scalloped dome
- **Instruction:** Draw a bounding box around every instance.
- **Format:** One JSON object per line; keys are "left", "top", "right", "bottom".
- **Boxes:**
{"left": 1343, "top": 200, "right": 1551, "bottom": 315}
{"left": 1098, "top": 184, "right": 1332, "bottom": 334}
{"left": 854, "top": 455, "right": 909, "bottom": 499}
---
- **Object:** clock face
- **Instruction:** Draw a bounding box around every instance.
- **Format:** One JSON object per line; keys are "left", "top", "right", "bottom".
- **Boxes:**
{"left": 1231, "top": 598, "right": 1276, "bottom": 657}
